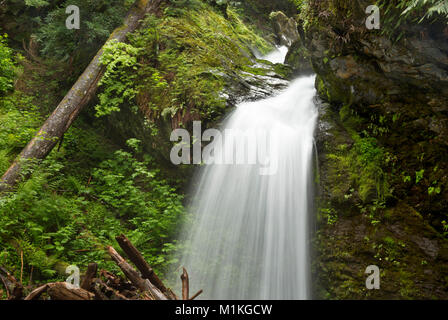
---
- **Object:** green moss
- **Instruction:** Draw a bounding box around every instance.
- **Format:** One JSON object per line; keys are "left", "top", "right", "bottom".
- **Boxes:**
{"left": 97, "top": 3, "right": 274, "bottom": 124}
{"left": 325, "top": 135, "right": 387, "bottom": 204}
{"left": 273, "top": 63, "right": 293, "bottom": 79}
{"left": 240, "top": 65, "right": 270, "bottom": 76}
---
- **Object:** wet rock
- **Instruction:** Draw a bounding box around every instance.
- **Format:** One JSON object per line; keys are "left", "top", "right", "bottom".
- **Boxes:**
{"left": 412, "top": 236, "right": 439, "bottom": 259}
{"left": 269, "top": 11, "right": 299, "bottom": 46}
{"left": 313, "top": 84, "right": 448, "bottom": 299}
{"left": 305, "top": 12, "right": 448, "bottom": 108}
{"left": 285, "top": 38, "right": 313, "bottom": 75}
{"left": 221, "top": 61, "right": 290, "bottom": 107}
{"left": 303, "top": 0, "right": 448, "bottom": 300}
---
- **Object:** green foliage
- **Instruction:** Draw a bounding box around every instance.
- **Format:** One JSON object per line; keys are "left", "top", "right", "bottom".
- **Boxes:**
{"left": 354, "top": 136, "right": 383, "bottom": 168}
{"left": 379, "top": 0, "right": 448, "bottom": 40}
{"left": 24, "top": 0, "right": 50, "bottom": 7}
{"left": 0, "top": 0, "right": 278, "bottom": 287}
{"left": 320, "top": 207, "right": 338, "bottom": 225}
{"left": 0, "top": 137, "right": 185, "bottom": 282}
{"left": 95, "top": 40, "right": 141, "bottom": 117}
{"left": 0, "top": 93, "right": 43, "bottom": 173}
{"left": 428, "top": 185, "right": 441, "bottom": 195}
{"left": 165, "top": 0, "right": 204, "bottom": 16}
{"left": 353, "top": 135, "right": 388, "bottom": 202}
{"left": 0, "top": 92, "right": 185, "bottom": 282}
{"left": 36, "top": 0, "right": 132, "bottom": 61}
{"left": 326, "top": 103, "right": 390, "bottom": 206}
{"left": 403, "top": 0, "right": 448, "bottom": 21}
{"left": 96, "top": 4, "right": 272, "bottom": 121}
{"left": 236, "top": 0, "right": 298, "bottom": 21}
{"left": 415, "top": 169, "right": 425, "bottom": 184}
{"left": 89, "top": 139, "right": 185, "bottom": 269}
{"left": 0, "top": 35, "right": 16, "bottom": 95}
{"left": 1, "top": 0, "right": 133, "bottom": 62}
{"left": 442, "top": 221, "right": 448, "bottom": 237}
{"left": 288, "top": 0, "right": 307, "bottom": 12}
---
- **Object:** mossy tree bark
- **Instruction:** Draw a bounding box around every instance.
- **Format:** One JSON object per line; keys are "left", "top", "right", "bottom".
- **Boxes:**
{"left": 0, "top": 0, "right": 163, "bottom": 192}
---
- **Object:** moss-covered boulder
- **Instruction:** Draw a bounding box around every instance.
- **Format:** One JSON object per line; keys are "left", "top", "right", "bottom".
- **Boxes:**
{"left": 269, "top": 11, "right": 300, "bottom": 46}
{"left": 285, "top": 38, "right": 313, "bottom": 76}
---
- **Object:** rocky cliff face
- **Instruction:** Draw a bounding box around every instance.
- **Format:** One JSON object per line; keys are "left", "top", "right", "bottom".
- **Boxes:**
{"left": 313, "top": 99, "right": 448, "bottom": 299}
{"left": 290, "top": 0, "right": 448, "bottom": 299}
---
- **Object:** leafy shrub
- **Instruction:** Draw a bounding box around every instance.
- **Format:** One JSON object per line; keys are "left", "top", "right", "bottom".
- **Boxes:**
{"left": 0, "top": 35, "right": 16, "bottom": 95}
{"left": 35, "top": 0, "right": 133, "bottom": 67}
{"left": 403, "top": 0, "right": 448, "bottom": 21}
{"left": 95, "top": 40, "right": 141, "bottom": 117}
{"left": 378, "top": 0, "right": 448, "bottom": 40}
{"left": 0, "top": 96, "right": 185, "bottom": 283}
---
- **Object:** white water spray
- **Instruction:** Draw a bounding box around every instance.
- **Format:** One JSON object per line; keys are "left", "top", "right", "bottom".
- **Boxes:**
{"left": 176, "top": 73, "right": 318, "bottom": 299}
{"left": 260, "top": 45, "right": 289, "bottom": 64}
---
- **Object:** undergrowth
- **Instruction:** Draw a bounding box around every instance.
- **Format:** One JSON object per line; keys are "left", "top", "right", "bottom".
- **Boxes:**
{"left": 0, "top": 93, "right": 185, "bottom": 287}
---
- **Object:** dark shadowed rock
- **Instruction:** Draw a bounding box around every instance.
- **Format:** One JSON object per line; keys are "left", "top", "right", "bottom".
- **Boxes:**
{"left": 306, "top": 0, "right": 448, "bottom": 299}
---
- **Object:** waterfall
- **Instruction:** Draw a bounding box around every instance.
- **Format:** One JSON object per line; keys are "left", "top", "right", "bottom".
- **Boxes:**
{"left": 261, "top": 45, "right": 289, "bottom": 64}
{"left": 176, "top": 73, "right": 318, "bottom": 299}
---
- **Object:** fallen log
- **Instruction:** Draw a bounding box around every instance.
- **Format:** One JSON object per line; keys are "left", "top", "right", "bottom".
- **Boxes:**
{"left": 107, "top": 246, "right": 167, "bottom": 300}
{"left": 115, "top": 234, "right": 177, "bottom": 299}
{"left": 2, "top": 233, "right": 200, "bottom": 300}
{"left": 47, "top": 282, "right": 94, "bottom": 300}
{"left": 24, "top": 284, "right": 48, "bottom": 300}
{"left": 0, "top": 0, "right": 164, "bottom": 192}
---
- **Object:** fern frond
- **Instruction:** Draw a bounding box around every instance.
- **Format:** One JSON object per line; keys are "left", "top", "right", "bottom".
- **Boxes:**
{"left": 403, "top": 0, "right": 448, "bottom": 21}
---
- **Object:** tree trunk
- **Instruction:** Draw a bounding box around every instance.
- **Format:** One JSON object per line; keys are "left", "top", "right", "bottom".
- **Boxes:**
{"left": 0, "top": 0, "right": 164, "bottom": 192}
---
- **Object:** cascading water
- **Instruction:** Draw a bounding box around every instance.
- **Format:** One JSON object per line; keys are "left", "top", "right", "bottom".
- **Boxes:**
{"left": 261, "top": 45, "right": 289, "bottom": 64}
{"left": 176, "top": 49, "right": 318, "bottom": 299}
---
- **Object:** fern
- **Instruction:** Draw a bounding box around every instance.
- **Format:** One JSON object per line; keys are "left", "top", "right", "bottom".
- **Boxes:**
{"left": 402, "top": 0, "right": 448, "bottom": 21}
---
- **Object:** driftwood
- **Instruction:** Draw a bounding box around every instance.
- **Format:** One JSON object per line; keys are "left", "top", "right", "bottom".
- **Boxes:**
{"left": 24, "top": 284, "right": 48, "bottom": 300}
{"left": 100, "top": 269, "right": 123, "bottom": 289}
{"left": 0, "top": 0, "right": 165, "bottom": 192}
{"left": 47, "top": 282, "right": 94, "bottom": 300}
{"left": 2, "top": 234, "right": 200, "bottom": 301}
{"left": 107, "top": 246, "right": 167, "bottom": 300}
{"left": 115, "top": 234, "right": 177, "bottom": 300}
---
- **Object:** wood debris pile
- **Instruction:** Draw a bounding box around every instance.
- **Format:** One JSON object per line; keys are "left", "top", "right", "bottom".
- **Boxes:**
{"left": 0, "top": 234, "right": 201, "bottom": 300}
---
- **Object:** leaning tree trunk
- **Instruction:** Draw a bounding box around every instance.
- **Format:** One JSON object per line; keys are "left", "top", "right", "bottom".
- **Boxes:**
{"left": 0, "top": 0, "right": 163, "bottom": 192}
